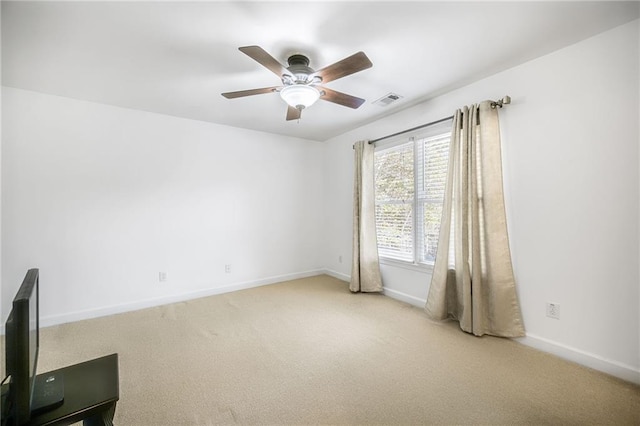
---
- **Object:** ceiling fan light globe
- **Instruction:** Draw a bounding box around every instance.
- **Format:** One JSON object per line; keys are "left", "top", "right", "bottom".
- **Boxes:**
{"left": 280, "top": 85, "right": 320, "bottom": 109}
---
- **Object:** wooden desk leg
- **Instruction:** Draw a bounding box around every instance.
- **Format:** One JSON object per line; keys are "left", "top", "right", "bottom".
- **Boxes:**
{"left": 82, "top": 402, "right": 116, "bottom": 426}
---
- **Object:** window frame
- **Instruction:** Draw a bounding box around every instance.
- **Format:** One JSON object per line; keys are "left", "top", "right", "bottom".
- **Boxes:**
{"left": 373, "top": 119, "right": 452, "bottom": 270}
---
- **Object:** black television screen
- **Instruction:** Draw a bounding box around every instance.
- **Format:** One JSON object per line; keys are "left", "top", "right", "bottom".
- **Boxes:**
{"left": 5, "top": 269, "right": 40, "bottom": 425}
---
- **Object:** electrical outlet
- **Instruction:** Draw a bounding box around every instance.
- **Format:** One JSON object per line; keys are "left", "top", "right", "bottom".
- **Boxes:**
{"left": 338, "top": 255, "right": 343, "bottom": 264}
{"left": 159, "top": 272, "right": 168, "bottom": 282}
{"left": 546, "top": 302, "right": 560, "bottom": 319}
{"left": 225, "top": 264, "right": 231, "bottom": 274}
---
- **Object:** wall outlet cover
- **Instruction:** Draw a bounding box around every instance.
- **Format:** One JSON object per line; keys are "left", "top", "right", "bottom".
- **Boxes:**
{"left": 546, "top": 302, "right": 560, "bottom": 319}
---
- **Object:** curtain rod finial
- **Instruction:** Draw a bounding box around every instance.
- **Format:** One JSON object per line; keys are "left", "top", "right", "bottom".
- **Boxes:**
{"left": 491, "top": 95, "right": 511, "bottom": 109}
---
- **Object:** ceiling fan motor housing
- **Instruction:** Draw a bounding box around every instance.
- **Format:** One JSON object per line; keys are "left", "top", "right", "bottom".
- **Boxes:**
{"left": 286, "top": 54, "right": 315, "bottom": 84}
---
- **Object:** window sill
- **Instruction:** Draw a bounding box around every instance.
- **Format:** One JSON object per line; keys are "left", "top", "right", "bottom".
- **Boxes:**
{"left": 379, "top": 257, "right": 434, "bottom": 274}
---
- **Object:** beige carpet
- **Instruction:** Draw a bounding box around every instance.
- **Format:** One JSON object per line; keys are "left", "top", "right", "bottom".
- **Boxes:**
{"left": 30, "top": 275, "right": 640, "bottom": 424}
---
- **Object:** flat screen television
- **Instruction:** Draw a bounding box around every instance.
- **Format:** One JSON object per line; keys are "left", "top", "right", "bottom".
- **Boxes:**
{"left": 3, "top": 269, "right": 63, "bottom": 426}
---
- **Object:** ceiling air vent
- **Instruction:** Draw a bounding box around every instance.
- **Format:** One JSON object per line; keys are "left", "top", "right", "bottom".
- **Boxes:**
{"left": 373, "top": 92, "right": 403, "bottom": 107}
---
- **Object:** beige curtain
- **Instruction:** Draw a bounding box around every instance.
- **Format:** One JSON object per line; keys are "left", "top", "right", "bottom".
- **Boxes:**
{"left": 351, "top": 140, "right": 383, "bottom": 293}
{"left": 425, "top": 101, "right": 525, "bottom": 337}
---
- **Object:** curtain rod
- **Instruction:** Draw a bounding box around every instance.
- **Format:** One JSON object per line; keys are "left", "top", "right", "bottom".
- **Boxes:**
{"left": 364, "top": 95, "right": 511, "bottom": 145}
{"left": 369, "top": 115, "right": 453, "bottom": 144}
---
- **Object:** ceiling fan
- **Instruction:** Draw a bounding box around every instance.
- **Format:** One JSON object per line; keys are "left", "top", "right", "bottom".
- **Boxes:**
{"left": 222, "top": 46, "right": 373, "bottom": 121}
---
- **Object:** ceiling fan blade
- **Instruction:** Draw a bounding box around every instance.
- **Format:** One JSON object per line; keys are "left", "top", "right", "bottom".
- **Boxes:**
{"left": 286, "top": 106, "right": 301, "bottom": 121}
{"left": 312, "top": 51, "right": 372, "bottom": 84}
{"left": 221, "top": 86, "right": 281, "bottom": 99}
{"left": 318, "top": 87, "right": 366, "bottom": 109}
{"left": 239, "top": 46, "right": 293, "bottom": 80}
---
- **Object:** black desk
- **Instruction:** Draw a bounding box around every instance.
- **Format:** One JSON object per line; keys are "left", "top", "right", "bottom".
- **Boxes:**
{"left": 27, "top": 354, "right": 119, "bottom": 426}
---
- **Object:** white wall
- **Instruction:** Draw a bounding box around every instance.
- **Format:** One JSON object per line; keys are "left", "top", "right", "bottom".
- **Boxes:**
{"left": 2, "top": 87, "right": 324, "bottom": 325}
{"left": 323, "top": 20, "right": 640, "bottom": 383}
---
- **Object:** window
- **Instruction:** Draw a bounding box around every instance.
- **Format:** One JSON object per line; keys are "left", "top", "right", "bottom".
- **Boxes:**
{"left": 374, "top": 122, "right": 451, "bottom": 266}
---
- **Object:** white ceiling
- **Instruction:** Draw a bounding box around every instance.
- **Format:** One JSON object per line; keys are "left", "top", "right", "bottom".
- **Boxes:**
{"left": 2, "top": 1, "right": 638, "bottom": 142}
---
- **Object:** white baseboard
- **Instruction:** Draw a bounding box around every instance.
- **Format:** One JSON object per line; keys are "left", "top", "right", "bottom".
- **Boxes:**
{"left": 38, "top": 269, "right": 326, "bottom": 329}
{"left": 322, "top": 268, "right": 350, "bottom": 282}
{"left": 369, "top": 284, "right": 640, "bottom": 385}
{"left": 516, "top": 333, "right": 640, "bottom": 385}
{"left": 324, "top": 269, "right": 428, "bottom": 308}
{"left": 382, "top": 287, "right": 427, "bottom": 308}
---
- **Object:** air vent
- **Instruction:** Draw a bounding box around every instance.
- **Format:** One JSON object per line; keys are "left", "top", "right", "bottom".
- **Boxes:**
{"left": 373, "top": 92, "right": 403, "bottom": 107}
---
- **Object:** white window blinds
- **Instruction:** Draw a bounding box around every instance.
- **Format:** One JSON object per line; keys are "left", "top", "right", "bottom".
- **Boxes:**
{"left": 374, "top": 122, "right": 451, "bottom": 265}
{"left": 374, "top": 141, "right": 415, "bottom": 261}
